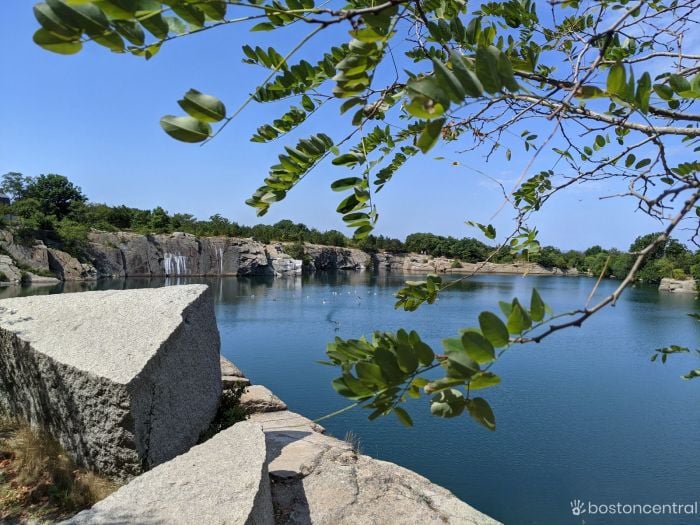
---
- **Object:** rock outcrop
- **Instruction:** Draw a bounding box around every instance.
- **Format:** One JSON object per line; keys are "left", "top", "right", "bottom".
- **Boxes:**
{"left": 63, "top": 421, "right": 274, "bottom": 525}
{"left": 0, "top": 228, "right": 580, "bottom": 282}
{"left": 374, "top": 252, "right": 579, "bottom": 276}
{"left": 304, "top": 244, "right": 372, "bottom": 271}
{"left": 249, "top": 410, "right": 500, "bottom": 524}
{"left": 0, "top": 255, "right": 22, "bottom": 284}
{"left": 0, "top": 285, "right": 221, "bottom": 479}
{"left": 48, "top": 248, "right": 97, "bottom": 281}
{"left": 239, "top": 385, "right": 288, "bottom": 414}
{"left": 659, "top": 278, "right": 697, "bottom": 293}
{"left": 0, "top": 230, "right": 51, "bottom": 273}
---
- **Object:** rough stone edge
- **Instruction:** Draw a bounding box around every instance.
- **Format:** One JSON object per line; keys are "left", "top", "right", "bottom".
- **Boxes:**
{"left": 61, "top": 421, "right": 274, "bottom": 525}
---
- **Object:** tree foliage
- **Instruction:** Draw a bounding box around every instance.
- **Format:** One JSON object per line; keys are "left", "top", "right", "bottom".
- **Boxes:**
{"left": 27, "top": 0, "right": 700, "bottom": 426}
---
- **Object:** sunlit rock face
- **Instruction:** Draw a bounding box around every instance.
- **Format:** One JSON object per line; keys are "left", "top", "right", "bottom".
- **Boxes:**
{"left": 0, "top": 285, "right": 221, "bottom": 479}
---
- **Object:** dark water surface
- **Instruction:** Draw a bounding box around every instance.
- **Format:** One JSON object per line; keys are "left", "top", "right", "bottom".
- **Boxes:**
{"left": 3, "top": 273, "right": 698, "bottom": 525}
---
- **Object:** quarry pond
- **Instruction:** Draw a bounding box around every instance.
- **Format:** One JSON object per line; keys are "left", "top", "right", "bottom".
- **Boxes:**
{"left": 3, "top": 272, "right": 698, "bottom": 525}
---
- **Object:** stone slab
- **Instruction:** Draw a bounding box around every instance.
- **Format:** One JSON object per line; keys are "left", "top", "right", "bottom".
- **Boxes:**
{"left": 240, "top": 385, "right": 288, "bottom": 414}
{"left": 221, "top": 355, "right": 245, "bottom": 377}
{"left": 251, "top": 411, "right": 499, "bottom": 525}
{"left": 62, "top": 421, "right": 273, "bottom": 525}
{"left": 0, "top": 285, "right": 221, "bottom": 479}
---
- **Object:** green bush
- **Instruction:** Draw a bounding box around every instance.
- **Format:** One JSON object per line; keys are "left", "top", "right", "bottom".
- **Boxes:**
{"left": 671, "top": 268, "right": 687, "bottom": 280}
{"left": 451, "top": 259, "right": 463, "bottom": 268}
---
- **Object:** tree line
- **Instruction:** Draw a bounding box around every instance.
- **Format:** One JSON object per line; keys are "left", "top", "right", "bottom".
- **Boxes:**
{"left": 2, "top": 172, "right": 698, "bottom": 283}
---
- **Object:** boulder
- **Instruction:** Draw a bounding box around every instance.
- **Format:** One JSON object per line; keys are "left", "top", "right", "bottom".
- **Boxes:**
{"left": 22, "top": 272, "right": 61, "bottom": 285}
{"left": 0, "top": 254, "right": 22, "bottom": 284}
{"left": 659, "top": 278, "right": 697, "bottom": 293}
{"left": 62, "top": 421, "right": 273, "bottom": 525}
{"left": 221, "top": 355, "right": 251, "bottom": 389}
{"left": 305, "top": 244, "right": 372, "bottom": 271}
{"left": 47, "top": 248, "right": 97, "bottom": 281}
{"left": 240, "top": 385, "right": 288, "bottom": 414}
{"left": 0, "top": 230, "right": 51, "bottom": 273}
{"left": 0, "top": 285, "right": 221, "bottom": 479}
{"left": 250, "top": 411, "right": 499, "bottom": 525}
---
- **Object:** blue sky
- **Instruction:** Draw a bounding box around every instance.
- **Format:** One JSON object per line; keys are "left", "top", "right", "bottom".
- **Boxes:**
{"left": 0, "top": 2, "right": 672, "bottom": 250}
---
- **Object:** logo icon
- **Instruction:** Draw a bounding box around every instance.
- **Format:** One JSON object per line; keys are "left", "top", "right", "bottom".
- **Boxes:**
{"left": 570, "top": 499, "right": 587, "bottom": 516}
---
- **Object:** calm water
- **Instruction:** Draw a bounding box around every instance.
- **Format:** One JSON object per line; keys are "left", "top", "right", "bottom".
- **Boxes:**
{"left": 3, "top": 273, "right": 699, "bottom": 525}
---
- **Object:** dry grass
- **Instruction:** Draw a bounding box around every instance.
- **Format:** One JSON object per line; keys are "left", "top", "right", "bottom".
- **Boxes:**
{"left": 0, "top": 416, "right": 119, "bottom": 523}
{"left": 343, "top": 430, "right": 362, "bottom": 455}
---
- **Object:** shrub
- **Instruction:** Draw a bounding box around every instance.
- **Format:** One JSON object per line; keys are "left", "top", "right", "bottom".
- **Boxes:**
{"left": 451, "top": 259, "right": 463, "bottom": 269}
{"left": 671, "top": 268, "right": 687, "bottom": 280}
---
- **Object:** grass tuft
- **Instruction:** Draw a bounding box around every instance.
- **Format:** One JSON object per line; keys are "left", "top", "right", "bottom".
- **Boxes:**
{"left": 0, "top": 416, "right": 119, "bottom": 522}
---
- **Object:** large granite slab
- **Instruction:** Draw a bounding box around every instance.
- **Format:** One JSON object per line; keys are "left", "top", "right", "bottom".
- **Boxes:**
{"left": 63, "top": 421, "right": 273, "bottom": 525}
{"left": 0, "top": 285, "right": 221, "bottom": 479}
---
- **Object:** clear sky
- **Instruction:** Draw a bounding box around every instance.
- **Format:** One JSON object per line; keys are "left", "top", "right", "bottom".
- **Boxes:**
{"left": 0, "top": 3, "right": 671, "bottom": 250}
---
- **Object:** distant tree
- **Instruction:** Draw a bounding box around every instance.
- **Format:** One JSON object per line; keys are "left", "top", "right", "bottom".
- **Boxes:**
{"left": 207, "top": 214, "right": 231, "bottom": 236}
{"left": 0, "top": 172, "right": 31, "bottom": 201}
{"left": 148, "top": 206, "right": 171, "bottom": 233}
{"left": 22, "top": 174, "right": 86, "bottom": 221}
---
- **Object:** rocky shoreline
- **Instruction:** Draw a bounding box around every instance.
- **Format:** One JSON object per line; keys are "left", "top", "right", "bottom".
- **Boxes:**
{"left": 0, "top": 285, "right": 500, "bottom": 524}
{"left": 0, "top": 229, "right": 577, "bottom": 283}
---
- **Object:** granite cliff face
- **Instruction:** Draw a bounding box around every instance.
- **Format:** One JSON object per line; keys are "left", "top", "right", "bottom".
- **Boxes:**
{"left": 0, "top": 229, "right": 578, "bottom": 282}
{"left": 659, "top": 277, "right": 697, "bottom": 293}
{"left": 374, "top": 252, "right": 580, "bottom": 276}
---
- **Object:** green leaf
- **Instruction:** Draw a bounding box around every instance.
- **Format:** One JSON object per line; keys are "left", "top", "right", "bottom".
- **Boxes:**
{"left": 478, "top": 311, "right": 509, "bottom": 347}
{"left": 461, "top": 331, "right": 495, "bottom": 364}
{"left": 469, "top": 371, "right": 501, "bottom": 390}
{"left": 169, "top": 2, "right": 205, "bottom": 27}
{"left": 196, "top": 0, "right": 227, "bottom": 20}
{"left": 113, "top": 20, "right": 145, "bottom": 45}
{"left": 653, "top": 84, "right": 673, "bottom": 100}
{"left": 607, "top": 63, "right": 626, "bottom": 99}
{"left": 498, "top": 301, "right": 512, "bottom": 317}
{"left": 356, "top": 362, "right": 385, "bottom": 386}
{"left": 331, "top": 177, "right": 363, "bottom": 191}
{"left": 475, "top": 46, "right": 502, "bottom": 93}
{"left": 449, "top": 51, "right": 483, "bottom": 97}
{"left": 424, "top": 377, "right": 464, "bottom": 394}
{"left": 160, "top": 115, "right": 211, "bottom": 143}
{"left": 251, "top": 22, "right": 275, "bottom": 31}
{"left": 578, "top": 85, "right": 605, "bottom": 99}
{"left": 46, "top": 0, "right": 110, "bottom": 34}
{"left": 407, "top": 77, "right": 450, "bottom": 107}
{"left": 415, "top": 118, "right": 445, "bottom": 153}
{"left": 683, "top": 369, "right": 700, "bottom": 380}
{"left": 636, "top": 72, "right": 651, "bottom": 113}
{"left": 393, "top": 406, "right": 413, "bottom": 427}
{"left": 300, "top": 94, "right": 315, "bottom": 111}
{"left": 668, "top": 74, "right": 691, "bottom": 94}
{"left": 530, "top": 289, "right": 545, "bottom": 322}
{"left": 139, "top": 12, "right": 169, "bottom": 39}
{"left": 178, "top": 89, "right": 227, "bottom": 123}
{"left": 33, "top": 3, "right": 80, "bottom": 38}
{"left": 496, "top": 51, "right": 519, "bottom": 91}
{"left": 430, "top": 389, "right": 466, "bottom": 418}
{"left": 32, "top": 28, "right": 82, "bottom": 54}
{"left": 396, "top": 331, "right": 419, "bottom": 373}
{"left": 507, "top": 299, "right": 531, "bottom": 334}
{"left": 431, "top": 58, "right": 466, "bottom": 103}
{"left": 466, "top": 397, "right": 496, "bottom": 430}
